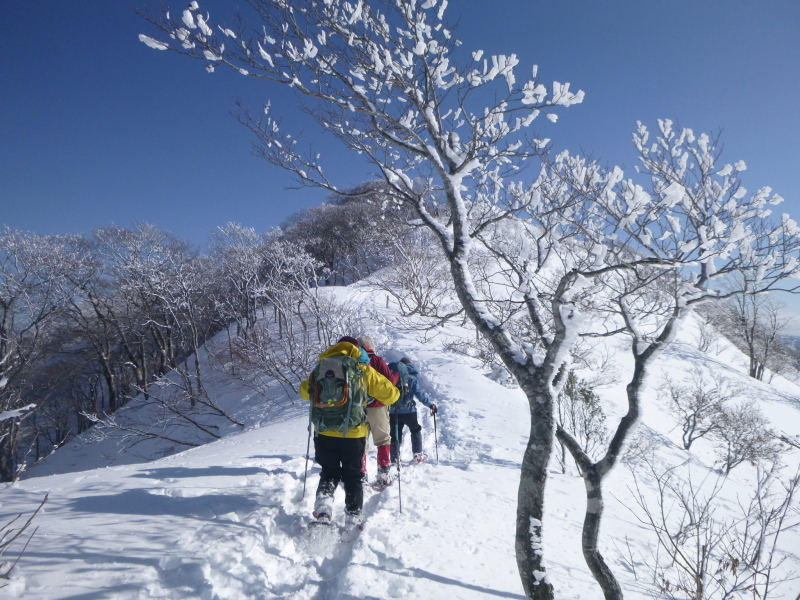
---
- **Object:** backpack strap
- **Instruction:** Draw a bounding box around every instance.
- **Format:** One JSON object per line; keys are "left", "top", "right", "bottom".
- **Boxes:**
{"left": 341, "top": 364, "right": 358, "bottom": 437}
{"left": 307, "top": 382, "right": 316, "bottom": 437}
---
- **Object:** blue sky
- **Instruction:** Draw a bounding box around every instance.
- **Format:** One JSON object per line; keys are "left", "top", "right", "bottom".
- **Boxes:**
{"left": 2, "top": 1, "right": 799, "bottom": 251}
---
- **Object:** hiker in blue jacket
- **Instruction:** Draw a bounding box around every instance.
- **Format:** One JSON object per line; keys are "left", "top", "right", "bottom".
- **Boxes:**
{"left": 390, "top": 357, "right": 437, "bottom": 464}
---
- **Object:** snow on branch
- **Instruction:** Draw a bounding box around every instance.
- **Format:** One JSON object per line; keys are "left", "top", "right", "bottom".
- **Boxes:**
{"left": 138, "top": 34, "right": 168, "bottom": 50}
{"left": 0, "top": 404, "right": 36, "bottom": 423}
{"left": 139, "top": 0, "right": 584, "bottom": 206}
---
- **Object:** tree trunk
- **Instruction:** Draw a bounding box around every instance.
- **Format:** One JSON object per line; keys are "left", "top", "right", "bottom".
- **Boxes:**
{"left": 553, "top": 338, "right": 658, "bottom": 599}
{"left": 581, "top": 468, "right": 623, "bottom": 599}
{"left": 99, "top": 357, "right": 117, "bottom": 412}
{"left": 516, "top": 389, "right": 556, "bottom": 599}
{"left": 0, "top": 420, "right": 18, "bottom": 481}
{"left": 556, "top": 423, "right": 623, "bottom": 600}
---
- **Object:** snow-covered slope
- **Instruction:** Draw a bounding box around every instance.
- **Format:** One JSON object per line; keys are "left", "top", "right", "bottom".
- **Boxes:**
{"left": 3, "top": 285, "right": 800, "bottom": 599}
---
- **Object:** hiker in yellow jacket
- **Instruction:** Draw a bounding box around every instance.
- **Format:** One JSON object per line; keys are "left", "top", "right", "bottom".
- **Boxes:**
{"left": 300, "top": 336, "right": 399, "bottom": 529}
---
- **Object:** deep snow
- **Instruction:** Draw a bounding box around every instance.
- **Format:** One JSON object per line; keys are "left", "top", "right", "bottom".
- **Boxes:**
{"left": 2, "top": 285, "right": 799, "bottom": 599}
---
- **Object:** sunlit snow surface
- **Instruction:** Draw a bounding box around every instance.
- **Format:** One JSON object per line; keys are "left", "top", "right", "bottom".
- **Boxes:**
{"left": 3, "top": 284, "right": 800, "bottom": 599}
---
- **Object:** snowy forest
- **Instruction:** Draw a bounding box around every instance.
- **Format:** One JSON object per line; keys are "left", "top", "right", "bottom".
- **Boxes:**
{"left": 0, "top": 188, "right": 407, "bottom": 477}
{"left": 3, "top": 0, "right": 800, "bottom": 598}
{"left": 4, "top": 190, "right": 800, "bottom": 482}
{"left": 3, "top": 175, "right": 800, "bottom": 598}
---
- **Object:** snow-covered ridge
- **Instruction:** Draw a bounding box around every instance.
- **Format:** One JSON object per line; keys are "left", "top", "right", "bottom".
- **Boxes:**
{"left": 2, "top": 285, "right": 799, "bottom": 599}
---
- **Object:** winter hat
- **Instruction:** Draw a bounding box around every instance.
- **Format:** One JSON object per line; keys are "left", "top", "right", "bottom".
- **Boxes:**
{"left": 400, "top": 357, "right": 411, "bottom": 364}
{"left": 338, "top": 336, "right": 359, "bottom": 347}
{"left": 357, "top": 335, "right": 376, "bottom": 352}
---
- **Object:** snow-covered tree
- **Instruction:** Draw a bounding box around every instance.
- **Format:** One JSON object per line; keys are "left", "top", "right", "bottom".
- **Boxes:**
{"left": 0, "top": 228, "right": 75, "bottom": 480}
{"left": 138, "top": 3, "right": 583, "bottom": 594}
{"left": 661, "top": 367, "right": 733, "bottom": 450}
{"left": 209, "top": 223, "right": 271, "bottom": 338}
{"left": 712, "top": 401, "right": 782, "bottom": 475}
{"left": 714, "top": 291, "right": 792, "bottom": 381}
{"left": 55, "top": 225, "right": 245, "bottom": 450}
{"left": 551, "top": 120, "right": 800, "bottom": 598}
{"left": 281, "top": 181, "right": 400, "bottom": 286}
{"left": 139, "top": 3, "right": 800, "bottom": 598}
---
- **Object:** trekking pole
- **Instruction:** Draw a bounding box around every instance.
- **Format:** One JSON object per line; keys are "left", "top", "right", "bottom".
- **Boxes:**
{"left": 302, "top": 402, "right": 313, "bottom": 499}
{"left": 395, "top": 409, "right": 402, "bottom": 514}
{"left": 302, "top": 422, "right": 312, "bottom": 499}
{"left": 433, "top": 408, "right": 439, "bottom": 465}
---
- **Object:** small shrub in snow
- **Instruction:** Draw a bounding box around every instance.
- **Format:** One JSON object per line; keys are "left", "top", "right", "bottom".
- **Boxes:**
{"left": 0, "top": 495, "right": 46, "bottom": 586}
{"left": 711, "top": 401, "right": 784, "bottom": 475}
{"left": 661, "top": 367, "right": 737, "bottom": 450}
{"left": 555, "top": 371, "right": 607, "bottom": 475}
{"left": 693, "top": 317, "right": 721, "bottom": 355}
{"left": 226, "top": 291, "right": 365, "bottom": 398}
{"left": 630, "top": 460, "right": 800, "bottom": 600}
{"left": 370, "top": 228, "right": 458, "bottom": 321}
{"left": 620, "top": 429, "right": 662, "bottom": 468}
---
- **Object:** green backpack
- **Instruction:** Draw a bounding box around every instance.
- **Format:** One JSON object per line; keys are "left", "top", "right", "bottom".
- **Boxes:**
{"left": 309, "top": 355, "right": 367, "bottom": 435}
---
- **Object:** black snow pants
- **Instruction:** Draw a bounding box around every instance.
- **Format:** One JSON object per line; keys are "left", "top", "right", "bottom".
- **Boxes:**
{"left": 389, "top": 411, "right": 423, "bottom": 462}
{"left": 313, "top": 434, "right": 365, "bottom": 515}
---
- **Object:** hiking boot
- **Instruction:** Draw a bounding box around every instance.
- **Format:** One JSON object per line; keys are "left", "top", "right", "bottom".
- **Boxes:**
{"left": 313, "top": 494, "right": 334, "bottom": 519}
{"left": 344, "top": 512, "right": 363, "bottom": 530}
{"left": 376, "top": 465, "right": 392, "bottom": 485}
{"left": 341, "top": 512, "right": 363, "bottom": 541}
{"left": 414, "top": 452, "right": 428, "bottom": 463}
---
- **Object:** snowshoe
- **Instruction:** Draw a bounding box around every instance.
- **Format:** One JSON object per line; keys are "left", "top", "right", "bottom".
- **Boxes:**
{"left": 309, "top": 512, "right": 333, "bottom": 528}
{"left": 413, "top": 452, "right": 428, "bottom": 463}
{"left": 371, "top": 473, "right": 396, "bottom": 491}
{"left": 307, "top": 512, "right": 338, "bottom": 544}
{"left": 371, "top": 478, "right": 393, "bottom": 491}
{"left": 307, "top": 512, "right": 361, "bottom": 542}
{"left": 371, "top": 465, "right": 396, "bottom": 491}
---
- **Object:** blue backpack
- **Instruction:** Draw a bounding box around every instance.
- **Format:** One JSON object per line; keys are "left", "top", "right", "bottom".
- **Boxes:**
{"left": 388, "top": 361, "right": 412, "bottom": 408}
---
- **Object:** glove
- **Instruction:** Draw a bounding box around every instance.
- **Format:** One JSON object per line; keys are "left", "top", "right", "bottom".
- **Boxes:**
{"left": 430, "top": 404, "right": 437, "bottom": 416}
